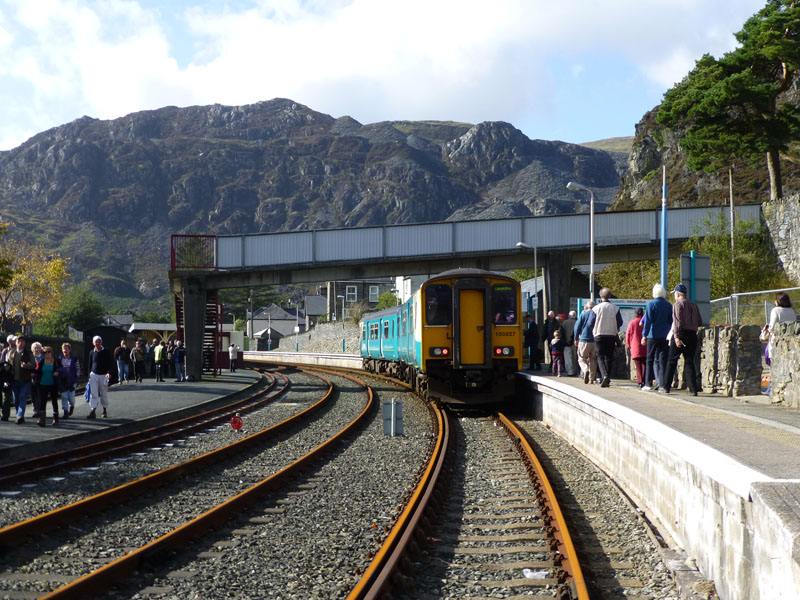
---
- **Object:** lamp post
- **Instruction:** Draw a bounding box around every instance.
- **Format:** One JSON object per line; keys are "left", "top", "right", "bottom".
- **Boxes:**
{"left": 567, "top": 181, "right": 595, "bottom": 302}
{"left": 337, "top": 295, "right": 345, "bottom": 323}
{"left": 515, "top": 241, "right": 540, "bottom": 326}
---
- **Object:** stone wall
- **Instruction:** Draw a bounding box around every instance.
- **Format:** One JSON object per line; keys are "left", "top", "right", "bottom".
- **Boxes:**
{"left": 762, "top": 195, "right": 800, "bottom": 284}
{"left": 767, "top": 321, "right": 800, "bottom": 408}
{"left": 626, "top": 324, "right": 763, "bottom": 396}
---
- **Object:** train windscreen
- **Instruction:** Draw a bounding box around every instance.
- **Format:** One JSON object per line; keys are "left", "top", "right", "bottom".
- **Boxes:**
{"left": 492, "top": 284, "right": 517, "bottom": 324}
{"left": 426, "top": 284, "right": 452, "bottom": 325}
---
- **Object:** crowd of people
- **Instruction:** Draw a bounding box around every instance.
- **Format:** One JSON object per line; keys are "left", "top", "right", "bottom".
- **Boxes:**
{"left": 523, "top": 283, "right": 709, "bottom": 394}
{"left": 0, "top": 334, "right": 188, "bottom": 426}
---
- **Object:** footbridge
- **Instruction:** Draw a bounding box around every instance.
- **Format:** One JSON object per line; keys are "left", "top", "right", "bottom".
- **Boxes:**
{"left": 170, "top": 204, "right": 760, "bottom": 380}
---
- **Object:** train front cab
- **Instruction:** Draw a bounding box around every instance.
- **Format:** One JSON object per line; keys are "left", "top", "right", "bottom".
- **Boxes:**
{"left": 421, "top": 272, "right": 522, "bottom": 404}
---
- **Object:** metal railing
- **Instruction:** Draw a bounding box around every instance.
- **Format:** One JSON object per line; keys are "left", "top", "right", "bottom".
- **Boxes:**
{"left": 170, "top": 235, "right": 217, "bottom": 270}
{"left": 710, "top": 287, "right": 800, "bottom": 325}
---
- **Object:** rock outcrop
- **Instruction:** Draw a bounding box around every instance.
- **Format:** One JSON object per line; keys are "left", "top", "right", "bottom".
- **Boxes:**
{"left": 0, "top": 99, "right": 623, "bottom": 311}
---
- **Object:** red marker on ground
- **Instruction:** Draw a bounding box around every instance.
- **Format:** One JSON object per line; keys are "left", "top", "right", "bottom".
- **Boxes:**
{"left": 230, "top": 415, "right": 243, "bottom": 431}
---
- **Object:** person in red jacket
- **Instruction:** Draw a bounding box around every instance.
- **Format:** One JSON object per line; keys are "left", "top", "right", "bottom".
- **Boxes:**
{"left": 626, "top": 307, "right": 647, "bottom": 387}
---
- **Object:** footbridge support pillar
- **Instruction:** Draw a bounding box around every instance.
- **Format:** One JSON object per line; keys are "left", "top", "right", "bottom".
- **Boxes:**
{"left": 181, "top": 277, "right": 208, "bottom": 382}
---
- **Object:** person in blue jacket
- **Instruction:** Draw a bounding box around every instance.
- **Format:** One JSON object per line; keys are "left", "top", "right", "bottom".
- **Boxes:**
{"left": 640, "top": 283, "right": 673, "bottom": 391}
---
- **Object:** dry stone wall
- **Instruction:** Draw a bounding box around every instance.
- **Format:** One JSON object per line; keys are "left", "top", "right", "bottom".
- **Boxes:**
{"left": 767, "top": 321, "right": 800, "bottom": 408}
{"left": 762, "top": 195, "right": 800, "bottom": 284}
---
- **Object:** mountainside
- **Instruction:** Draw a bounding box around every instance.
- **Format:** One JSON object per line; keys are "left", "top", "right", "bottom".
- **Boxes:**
{"left": 0, "top": 98, "right": 623, "bottom": 312}
{"left": 613, "top": 88, "right": 800, "bottom": 211}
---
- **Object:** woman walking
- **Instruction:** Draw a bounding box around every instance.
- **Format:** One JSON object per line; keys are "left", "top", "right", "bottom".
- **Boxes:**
{"left": 626, "top": 308, "right": 647, "bottom": 387}
{"left": 34, "top": 346, "right": 60, "bottom": 426}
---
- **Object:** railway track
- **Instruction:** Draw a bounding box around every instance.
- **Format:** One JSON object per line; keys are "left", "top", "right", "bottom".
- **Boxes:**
{"left": 0, "top": 367, "right": 373, "bottom": 599}
{"left": 0, "top": 369, "right": 283, "bottom": 487}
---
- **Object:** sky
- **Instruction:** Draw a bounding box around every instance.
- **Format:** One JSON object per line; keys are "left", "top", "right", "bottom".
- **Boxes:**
{"left": 0, "top": 0, "right": 769, "bottom": 151}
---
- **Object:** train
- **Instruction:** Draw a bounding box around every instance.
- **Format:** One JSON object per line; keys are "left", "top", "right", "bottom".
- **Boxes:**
{"left": 359, "top": 268, "right": 523, "bottom": 405}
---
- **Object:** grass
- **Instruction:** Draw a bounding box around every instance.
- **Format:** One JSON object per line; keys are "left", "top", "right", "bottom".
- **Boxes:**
{"left": 580, "top": 136, "right": 634, "bottom": 153}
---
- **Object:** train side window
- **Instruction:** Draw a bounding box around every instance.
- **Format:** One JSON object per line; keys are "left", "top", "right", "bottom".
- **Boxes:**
{"left": 492, "top": 284, "right": 517, "bottom": 324}
{"left": 370, "top": 323, "right": 379, "bottom": 340}
{"left": 401, "top": 310, "right": 407, "bottom": 336}
{"left": 426, "top": 284, "right": 452, "bottom": 325}
{"left": 383, "top": 321, "right": 389, "bottom": 338}
{"left": 361, "top": 325, "right": 366, "bottom": 341}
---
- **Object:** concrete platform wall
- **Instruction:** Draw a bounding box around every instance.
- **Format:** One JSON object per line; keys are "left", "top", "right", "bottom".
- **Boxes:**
{"left": 520, "top": 375, "right": 800, "bottom": 600}
{"left": 243, "top": 351, "right": 362, "bottom": 370}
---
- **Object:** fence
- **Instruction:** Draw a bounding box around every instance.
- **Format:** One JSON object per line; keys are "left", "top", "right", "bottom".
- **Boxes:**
{"left": 710, "top": 287, "right": 800, "bottom": 325}
{"left": 170, "top": 235, "right": 216, "bottom": 270}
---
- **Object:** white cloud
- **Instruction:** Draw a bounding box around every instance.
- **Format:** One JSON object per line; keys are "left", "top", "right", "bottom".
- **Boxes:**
{"left": 0, "top": 0, "right": 768, "bottom": 150}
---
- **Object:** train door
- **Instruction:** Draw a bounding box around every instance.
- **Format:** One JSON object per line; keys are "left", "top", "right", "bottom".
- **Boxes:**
{"left": 453, "top": 279, "right": 491, "bottom": 368}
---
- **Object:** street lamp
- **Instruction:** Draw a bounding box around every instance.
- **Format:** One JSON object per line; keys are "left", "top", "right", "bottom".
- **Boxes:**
{"left": 337, "top": 295, "right": 345, "bottom": 323}
{"left": 567, "top": 181, "right": 595, "bottom": 302}
{"left": 515, "top": 242, "right": 540, "bottom": 326}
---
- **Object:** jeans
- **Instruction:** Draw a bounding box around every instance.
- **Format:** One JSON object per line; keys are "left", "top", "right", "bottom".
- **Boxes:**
{"left": 88, "top": 372, "right": 109, "bottom": 410}
{"left": 176, "top": 362, "right": 185, "bottom": 382}
{"left": 117, "top": 360, "right": 129, "bottom": 382}
{"left": 61, "top": 389, "right": 76, "bottom": 412}
{"left": 645, "top": 338, "right": 669, "bottom": 388}
{"left": 12, "top": 381, "right": 31, "bottom": 419}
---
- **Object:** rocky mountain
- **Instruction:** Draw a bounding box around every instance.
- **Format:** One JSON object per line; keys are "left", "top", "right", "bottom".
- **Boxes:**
{"left": 0, "top": 98, "right": 623, "bottom": 312}
{"left": 613, "top": 94, "right": 800, "bottom": 211}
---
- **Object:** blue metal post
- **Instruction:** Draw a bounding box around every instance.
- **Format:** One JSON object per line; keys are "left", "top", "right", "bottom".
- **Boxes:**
{"left": 690, "top": 250, "right": 696, "bottom": 301}
{"left": 660, "top": 166, "right": 668, "bottom": 288}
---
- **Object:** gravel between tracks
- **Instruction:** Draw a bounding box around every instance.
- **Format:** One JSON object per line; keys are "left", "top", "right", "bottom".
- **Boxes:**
{"left": 0, "top": 370, "right": 434, "bottom": 599}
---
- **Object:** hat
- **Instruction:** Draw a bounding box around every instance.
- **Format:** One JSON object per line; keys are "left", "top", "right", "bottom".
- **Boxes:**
{"left": 673, "top": 284, "right": 688, "bottom": 294}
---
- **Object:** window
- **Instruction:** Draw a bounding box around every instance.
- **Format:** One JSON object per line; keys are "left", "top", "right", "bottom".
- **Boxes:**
{"left": 361, "top": 324, "right": 366, "bottom": 341}
{"left": 383, "top": 321, "right": 390, "bottom": 338}
{"left": 401, "top": 310, "right": 407, "bottom": 336}
{"left": 346, "top": 285, "right": 358, "bottom": 302}
{"left": 370, "top": 323, "right": 379, "bottom": 340}
{"left": 369, "top": 285, "right": 379, "bottom": 302}
{"left": 492, "top": 284, "right": 518, "bottom": 324}
{"left": 425, "top": 284, "right": 452, "bottom": 325}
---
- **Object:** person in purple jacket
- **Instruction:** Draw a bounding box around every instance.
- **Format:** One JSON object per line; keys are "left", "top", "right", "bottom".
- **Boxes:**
{"left": 56, "top": 342, "right": 80, "bottom": 419}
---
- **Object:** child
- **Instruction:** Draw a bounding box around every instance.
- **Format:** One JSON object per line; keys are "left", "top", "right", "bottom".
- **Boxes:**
{"left": 550, "top": 330, "right": 566, "bottom": 377}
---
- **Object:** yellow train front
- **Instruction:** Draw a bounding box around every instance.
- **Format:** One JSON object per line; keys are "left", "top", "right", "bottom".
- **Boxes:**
{"left": 417, "top": 268, "right": 522, "bottom": 405}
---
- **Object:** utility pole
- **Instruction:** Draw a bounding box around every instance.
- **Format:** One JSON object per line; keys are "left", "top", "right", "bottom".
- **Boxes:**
{"left": 729, "top": 166, "right": 736, "bottom": 294}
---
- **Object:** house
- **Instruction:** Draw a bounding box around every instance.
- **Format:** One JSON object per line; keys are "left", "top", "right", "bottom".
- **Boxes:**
{"left": 324, "top": 278, "right": 396, "bottom": 321}
{"left": 246, "top": 304, "right": 305, "bottom": 341}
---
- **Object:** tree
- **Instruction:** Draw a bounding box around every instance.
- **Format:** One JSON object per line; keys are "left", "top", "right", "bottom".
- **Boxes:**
{"left": 597, "top": 259, "right": 680, "bottom": 300}
{"left": 684, "top": 213, "right": 791, "bottom": 297}
{"left": 657, "top": 0, "right": 800, "bottom": 200}
{"left": 375, "top": 290, "right": 399, "bottom": 310}
{"left": 136, "top": 311, "right": 172, "bottom": 323}
{"left": 0, "top": 222, "right": 13, "bottom": 292}
{"left": 37, "top": 285, "right": 105, "bottom": 336}
{"left": 0, "top": 238, "right": 69, "bottom": 331}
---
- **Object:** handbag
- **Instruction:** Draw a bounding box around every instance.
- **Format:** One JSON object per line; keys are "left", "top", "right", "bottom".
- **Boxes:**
{"left": 759, "top": 325, "right": 770, "bottom": 343}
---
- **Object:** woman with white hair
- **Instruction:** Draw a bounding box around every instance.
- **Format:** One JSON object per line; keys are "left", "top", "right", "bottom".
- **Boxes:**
{"left": 640, "top": 283, "right": 673, "bottom": 391}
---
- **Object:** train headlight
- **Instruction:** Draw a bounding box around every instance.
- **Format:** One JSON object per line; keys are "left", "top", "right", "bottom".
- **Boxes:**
{"left": 493, "top": 346, "right": 514, "bottom": 356}
{"left": 430, "top": 347, "right": 451, "bottom": 357}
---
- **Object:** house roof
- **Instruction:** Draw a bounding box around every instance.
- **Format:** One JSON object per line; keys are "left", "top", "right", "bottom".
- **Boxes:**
{"left": 128, "top": 323, "right": 178, "bottom": 332}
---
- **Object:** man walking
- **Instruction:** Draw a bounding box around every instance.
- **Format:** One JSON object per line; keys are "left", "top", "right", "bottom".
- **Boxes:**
{"left": 574, "top": 302, "right": 597, "bottom": 384}
{"left": 663, "top": 284, "right": 702, "bottom": 396}
{"left": 8, "top": 335, "right": 34, "bottom": 424}
{"left": 592, "top": 289, "right": 623, "bottom": 388}
{"left": 88, "top": 335, "right": 113, "bottom": 418}
{"left": 114, "top": 338, "right": 130, "bottom": 384}
{"left": 641, "top": 284, "right": 673, "bottom": 391}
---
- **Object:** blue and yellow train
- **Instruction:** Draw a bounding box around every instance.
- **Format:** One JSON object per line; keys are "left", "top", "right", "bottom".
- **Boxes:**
{"left": 360, "top": 268, "right": 522, "bottom": 405}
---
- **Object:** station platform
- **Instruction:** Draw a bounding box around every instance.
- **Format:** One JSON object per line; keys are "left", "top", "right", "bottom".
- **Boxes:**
{"left": 518, "top": 371, "right": 800, "bottom": 600}
{"left": 0, "top": 370, "right": 262, "bottom": 462}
